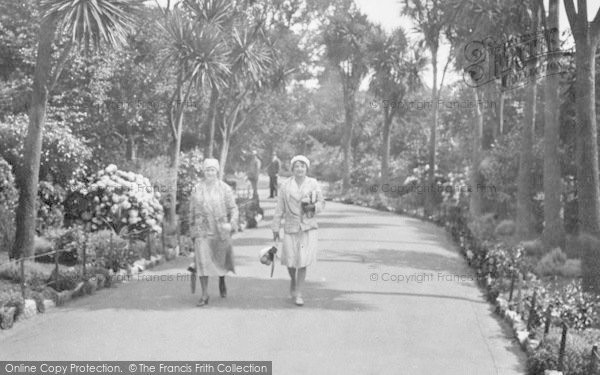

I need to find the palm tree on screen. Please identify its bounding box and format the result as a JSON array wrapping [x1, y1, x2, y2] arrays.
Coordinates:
[[323, 5, 374, 192], [369, 26, 425, 186], [216, 23, 274, 176], [157, 1, 230, 228], [12, 0, 139, 259]]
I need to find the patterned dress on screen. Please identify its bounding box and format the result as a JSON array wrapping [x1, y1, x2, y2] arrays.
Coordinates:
[[271, 177, 325, 268], [189, 179, 239, 276]]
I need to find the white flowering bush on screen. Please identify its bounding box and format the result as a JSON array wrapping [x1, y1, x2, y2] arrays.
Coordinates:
[[65, 164, 164, 235]]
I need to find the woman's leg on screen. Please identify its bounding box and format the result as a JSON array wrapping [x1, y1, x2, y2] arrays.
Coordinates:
[[287, 267, 296, 297], [219, 276, 227, 298], [296, 267, 306, 297], [199, 276, 209, 304]]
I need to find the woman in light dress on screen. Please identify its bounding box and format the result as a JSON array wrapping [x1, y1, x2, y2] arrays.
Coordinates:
[[271, 155, 325, 306], [189, 158, 239, 306]]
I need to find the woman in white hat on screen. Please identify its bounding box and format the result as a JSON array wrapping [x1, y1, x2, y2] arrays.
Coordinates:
[[271, 155, 325, 306], [189, 158, 239, 306]]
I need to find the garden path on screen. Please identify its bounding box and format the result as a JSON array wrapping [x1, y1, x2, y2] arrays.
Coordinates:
[[0, 185, 526, 375]]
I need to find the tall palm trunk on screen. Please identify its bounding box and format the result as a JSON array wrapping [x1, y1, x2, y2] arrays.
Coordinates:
[[341, 81, 356, 193], [542, 0, 565, 249], [470, 88, 483, 218], [425, 47, 438, 216], [381, 107, 392, 186], [12, 17, 56, 259], [167, 72, 192, 229], [515, 75, 537, 239], [206, 86, 219, 158], [516, 4, 539, 240]]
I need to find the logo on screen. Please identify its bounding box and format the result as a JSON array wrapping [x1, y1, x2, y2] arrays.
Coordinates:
[[463, 28, 572, 91]]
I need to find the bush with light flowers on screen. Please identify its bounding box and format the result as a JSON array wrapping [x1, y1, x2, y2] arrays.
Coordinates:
[[65, 164, 164, 237]]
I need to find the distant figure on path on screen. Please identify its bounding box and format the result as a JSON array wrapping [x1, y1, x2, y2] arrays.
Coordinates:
[[189, 158, 239, 306], [271, 155, 325, 306], [267, 151, 280, 198], [247, 150, 261, 199]]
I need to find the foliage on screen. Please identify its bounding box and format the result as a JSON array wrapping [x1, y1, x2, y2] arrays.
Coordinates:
[[36, 181, 65, 232], [0, 114, 92, 187], [86, 230, 139, 271], [527, 329, 598, 375], [0, 289, 25, 320], [0, 261, 49, 290], [535, 248, 567, 276], [42, 226, 87, 266], [468, 213, 497, 243], [64, 164, 164, 236], [177, 149, 204, 206], [550, 280, 600, 331]]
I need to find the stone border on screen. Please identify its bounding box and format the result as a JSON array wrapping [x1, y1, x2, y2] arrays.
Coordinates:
[[0, 248, 178, 331]]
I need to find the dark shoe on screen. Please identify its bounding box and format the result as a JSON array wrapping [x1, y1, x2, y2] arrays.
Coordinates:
[[219, 277, 227, 298], [197, 296, 209, 307]]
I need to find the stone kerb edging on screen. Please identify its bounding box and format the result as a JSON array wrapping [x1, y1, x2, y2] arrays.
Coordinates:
[[0, 246, 178, 330]]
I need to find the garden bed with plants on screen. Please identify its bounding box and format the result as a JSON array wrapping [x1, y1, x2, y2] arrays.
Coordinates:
[[331, 185, 600, 375], [0, 163, 180, 331]]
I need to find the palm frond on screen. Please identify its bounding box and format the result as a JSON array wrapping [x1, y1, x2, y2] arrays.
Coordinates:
[[41, 0, 141, 51]]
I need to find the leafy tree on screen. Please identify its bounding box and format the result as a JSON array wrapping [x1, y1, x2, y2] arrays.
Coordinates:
[[12, 0, 139, 259]]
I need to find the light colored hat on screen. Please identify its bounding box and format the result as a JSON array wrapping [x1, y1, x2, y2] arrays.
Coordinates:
[[290, 155, 310, 169], [203, 158, 220, 171]]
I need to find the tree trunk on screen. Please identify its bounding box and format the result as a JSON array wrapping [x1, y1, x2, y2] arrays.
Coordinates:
[[12, 18, 56, 259], [499, 90, 504, 135], [341, 82, 355, 193], [470, 88, 484, 218], [167, 74, 191, 229], [515, 17, 538, 239], [219, 125, 229, 179], [425, 47, 438, 216], [125, 130, 137, 161], [542, 0, 565, 250], [574, 39, 600, 236], [206, 87, 219, 158], [381, 107, 392, 186]]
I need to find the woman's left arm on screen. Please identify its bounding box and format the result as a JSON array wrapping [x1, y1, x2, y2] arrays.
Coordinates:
[[224, 184, 239, 231]]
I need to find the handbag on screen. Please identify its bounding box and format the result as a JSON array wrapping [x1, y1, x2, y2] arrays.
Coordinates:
[[259, 245, 278, 277]]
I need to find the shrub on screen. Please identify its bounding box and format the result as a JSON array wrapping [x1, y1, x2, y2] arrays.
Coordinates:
[[50, 267, 82, 292], [36, 181, 65, 232], [0, 114, 92, 187], [177, 149, 204, 206], [64, 164, 164, 236], [42, 226, 87, 265], [0, 156, 17, 253], [527, 329, 598, 375], [494, 219, 516, 238], [560, 259, 582, 278], [535, 248, 567, 276], [87, 230, 139, 271], [0, 261, 50, 289], [0, 289, 25, 320], [522, 239, 544, 258], [468, 213, 497, 243]]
